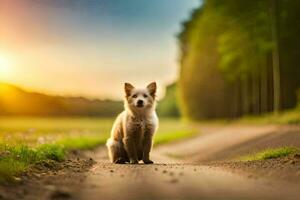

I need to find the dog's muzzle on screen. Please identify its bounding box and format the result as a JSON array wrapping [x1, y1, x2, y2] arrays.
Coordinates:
[[136, 100, 144, 107]]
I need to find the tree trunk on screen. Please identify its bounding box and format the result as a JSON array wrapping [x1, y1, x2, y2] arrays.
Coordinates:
[[252, 73, 260, 115], [234, 80, 241, 118], [269, 0, 281, 114], [242, 76, 250, 116], [260, 63, 268, 114]]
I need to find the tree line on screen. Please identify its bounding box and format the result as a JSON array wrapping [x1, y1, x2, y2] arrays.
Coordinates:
[[178, 0, 300, 120], [0, 82, 176, 117], [0, 83, 123, 117]]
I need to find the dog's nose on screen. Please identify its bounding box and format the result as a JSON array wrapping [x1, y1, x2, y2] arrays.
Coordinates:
[[137, 100, 144, 106]]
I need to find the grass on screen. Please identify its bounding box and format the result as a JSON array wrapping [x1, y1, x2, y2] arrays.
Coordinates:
[[0, 117, 196, 182], [154, 130, 197, 145], [238, 109, 300, 125], [154, 118, 198, 145], [0, 136, 107, 182], [241, 146, 299, 161], [58, 135, 108, 150], [0, 117, 197, 148], [0, 143, 65, 182]]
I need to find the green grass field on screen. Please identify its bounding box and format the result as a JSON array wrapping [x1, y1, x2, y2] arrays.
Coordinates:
[[0, 117, 197, 182]]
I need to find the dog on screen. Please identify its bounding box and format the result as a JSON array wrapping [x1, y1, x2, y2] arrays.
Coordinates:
[[106, 82, 158, 164]]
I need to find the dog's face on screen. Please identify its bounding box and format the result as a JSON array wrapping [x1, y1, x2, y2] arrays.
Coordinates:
[[124, 82, 157, 110]]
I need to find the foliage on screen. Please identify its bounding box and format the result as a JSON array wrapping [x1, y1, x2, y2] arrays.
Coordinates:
[[178, 0, 300, 120], [157, 83, 180, 117], [241, 146, 298, 161]]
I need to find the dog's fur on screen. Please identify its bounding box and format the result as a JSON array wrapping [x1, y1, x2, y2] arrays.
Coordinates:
[[106, 82, 159, 164]]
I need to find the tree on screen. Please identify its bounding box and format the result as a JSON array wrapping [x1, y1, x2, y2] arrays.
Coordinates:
[[269, 0, 281, 113], [178, 0, 300, 120]]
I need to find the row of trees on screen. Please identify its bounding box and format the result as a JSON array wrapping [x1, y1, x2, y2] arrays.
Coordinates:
[[178, 0, 300, 120], [0, 83, 123, 116]]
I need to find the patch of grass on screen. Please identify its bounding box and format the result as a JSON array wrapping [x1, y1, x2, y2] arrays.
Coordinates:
[[238, 109, 300, 125], [0, 135, 108, 183], [154, 119, 198, 145], [154, 130, 197, 145], [241, 146, 299, 161], [58, 135, 108, 150], [0, 143, 65, 182], [37, 144, 65, 161]]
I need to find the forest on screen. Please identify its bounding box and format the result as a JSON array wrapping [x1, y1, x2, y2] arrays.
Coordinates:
[[178, 0, 300, 120]]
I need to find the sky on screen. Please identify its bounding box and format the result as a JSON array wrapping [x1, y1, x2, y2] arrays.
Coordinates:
[[0, 0, 200, 99]]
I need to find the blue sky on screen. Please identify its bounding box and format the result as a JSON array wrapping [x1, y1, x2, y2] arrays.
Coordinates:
[[0, 0, 200, 99]]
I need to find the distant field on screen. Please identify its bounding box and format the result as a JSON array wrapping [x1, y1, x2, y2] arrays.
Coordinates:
[[0, 117, 196, 147], [0, 117, 112, 147]]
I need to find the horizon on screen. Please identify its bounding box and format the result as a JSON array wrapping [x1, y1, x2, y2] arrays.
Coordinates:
[[0, 0, 200, 100], [0, 81, 120, 101]]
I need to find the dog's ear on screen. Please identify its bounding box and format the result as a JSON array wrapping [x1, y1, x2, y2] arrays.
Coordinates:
[[124, 82, 134, 96], [147, 82, 157, 97]]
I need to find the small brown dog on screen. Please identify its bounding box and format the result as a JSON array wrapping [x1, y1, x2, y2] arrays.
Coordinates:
[[106, 82, 158, 164]]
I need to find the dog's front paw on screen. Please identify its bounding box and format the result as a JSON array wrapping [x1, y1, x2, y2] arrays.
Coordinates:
[[129, 159, 139, 164], [143, 159, 154, 164]]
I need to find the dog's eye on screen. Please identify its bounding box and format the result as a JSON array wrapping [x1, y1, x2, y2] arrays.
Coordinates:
[[143, 94, 148, 98], [132, 94, 137, 98]]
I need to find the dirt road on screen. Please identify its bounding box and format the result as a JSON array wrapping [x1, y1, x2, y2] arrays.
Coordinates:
[[74, 146, 300, 200], [1, 124, 300, 200]]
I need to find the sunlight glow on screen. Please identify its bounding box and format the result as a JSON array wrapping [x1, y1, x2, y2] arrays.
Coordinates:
[[0, 54, 13, 80]]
